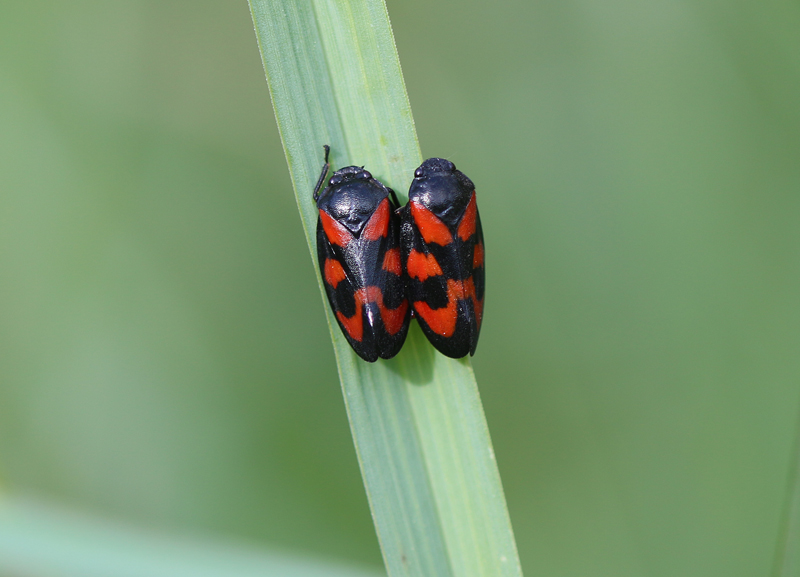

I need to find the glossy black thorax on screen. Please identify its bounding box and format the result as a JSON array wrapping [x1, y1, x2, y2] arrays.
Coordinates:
[[316, 166, 390, 236], [408, 158, 475, 228]]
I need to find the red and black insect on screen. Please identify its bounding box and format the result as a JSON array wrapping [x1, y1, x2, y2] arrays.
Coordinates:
[[400, 158, 484, 358], [314, 145, 410, 362]]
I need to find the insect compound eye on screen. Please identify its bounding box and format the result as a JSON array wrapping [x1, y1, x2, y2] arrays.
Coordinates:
[[358, 170, 372, 180], [414, 167, 424, 178], [447, 160, 456, 171], [330, 175, 342, 186]]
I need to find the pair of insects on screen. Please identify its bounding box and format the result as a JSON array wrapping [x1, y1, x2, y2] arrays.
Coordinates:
[[314, 145, 485, 362]]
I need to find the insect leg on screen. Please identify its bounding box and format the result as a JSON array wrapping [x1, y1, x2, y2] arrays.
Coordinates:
[[388, 187, 401, 209], [313, 144, 331, 202]]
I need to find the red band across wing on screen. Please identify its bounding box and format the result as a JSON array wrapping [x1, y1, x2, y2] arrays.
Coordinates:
[[472, 243, 484, 269], [336, 300, 363, 342], [324, 258, 347, 288], [380, 298, 409, 336], [450, 277, 475, 308], [406, 249, 443, 282], [474, 294, 484, 330], [414, 277, 482, 337], [414, 295, 457, 337], [360, 286, 408, 336], [336, 286, 409, 342], [362, 198, 390, 241], [319, 209, 354, 247], [410, 201, 453, 246], [382, 247, 402, 276], [457, 192, 477, 241]]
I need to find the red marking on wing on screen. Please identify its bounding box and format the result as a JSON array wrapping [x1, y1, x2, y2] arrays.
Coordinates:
[[406, 249, 443, 282], [336, 286, 408, 341], [324, 258, 347, 288], [457, 192, 477, 241], [414, 277, 482, 337], [382, 247, 402, 276], [361, 286, 383, 303], [451, 277, 475, 305], [362, 198, 390, 241], [410, 201, 453, 246], [415, 298, 457, 337], [319, 209, 353, 247], [460, 277, 482, 331], [379, 298, 409, 336], [472, 243, 484, 269], [336, 297, 363, 342]]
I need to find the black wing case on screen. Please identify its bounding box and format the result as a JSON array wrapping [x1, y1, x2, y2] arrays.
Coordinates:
[[317, 204, 409, 362], [367, 208, 410, 359], [401, 195, 483, 358]]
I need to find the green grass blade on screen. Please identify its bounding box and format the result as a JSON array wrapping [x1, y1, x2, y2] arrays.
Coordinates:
[[248, 1, 523, 575]]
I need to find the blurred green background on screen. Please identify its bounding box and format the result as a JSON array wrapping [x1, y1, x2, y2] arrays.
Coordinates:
[[1, 1, 799, 575]]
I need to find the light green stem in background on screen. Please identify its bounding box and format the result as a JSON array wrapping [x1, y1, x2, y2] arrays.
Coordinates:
[[248, 1, 523, 576], [0, 496, 384, 577]]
